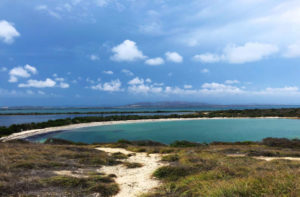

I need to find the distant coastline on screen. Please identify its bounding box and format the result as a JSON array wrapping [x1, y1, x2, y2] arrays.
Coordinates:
[[0, 116, 288, 142]]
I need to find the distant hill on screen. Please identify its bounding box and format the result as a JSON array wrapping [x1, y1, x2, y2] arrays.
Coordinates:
[[1, 102, 298, 110], [117, 101, 226, 108]]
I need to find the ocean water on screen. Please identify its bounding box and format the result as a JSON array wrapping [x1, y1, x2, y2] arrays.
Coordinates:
[[1, 105, 300, 127], [1, 105, 300, 114], [30, 118, 300, 144], [0, 112, 190, 127]]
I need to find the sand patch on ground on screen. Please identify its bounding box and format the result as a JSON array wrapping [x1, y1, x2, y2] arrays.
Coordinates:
[[253, 156, 300, 161], [227, 154, 300, 161], [96, 147, 166, 197]]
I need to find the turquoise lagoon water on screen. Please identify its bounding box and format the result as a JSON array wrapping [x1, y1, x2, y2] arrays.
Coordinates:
[[30, 118, 300, 144]]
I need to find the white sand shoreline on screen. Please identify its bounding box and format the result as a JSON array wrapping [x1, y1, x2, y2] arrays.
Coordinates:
[[0, 116, 287, 142]]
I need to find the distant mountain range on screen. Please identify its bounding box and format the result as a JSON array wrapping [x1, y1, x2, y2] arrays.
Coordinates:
[[117, 101, 225, 108], [116, 102, 297, 108]]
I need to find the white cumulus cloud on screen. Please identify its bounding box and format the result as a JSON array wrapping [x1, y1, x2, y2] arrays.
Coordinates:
[[0, 20, 20, 44], [127, 77, 162, 94], [256, 86, 300, 95], [95, 0, 109, 7], [283, 43, 300, 58], [128, 77, 144, 85], [194, 42, 279, 64], [90, 54, 100, 61], [35, 5, 61, 19], [103, 70, 114, 75], [91, 79, 122, 92], [201, 82, 243, 94], [128, 83, 162, 94], [225, 80, 240, 84], [201, 68, 210, 73], [145, 57, 164, 65], [18, 78, 56, 88], [193, 53, 220, 63], [184, 85, 192, 89], [24, 64, 37, 74], [9, 65, 37, 83], [224, 42, 279, 64], [121, 69, 134, 76], [165, 52, 183, 63], [59, 82, 70, 88], [111, 40, 146, 62]]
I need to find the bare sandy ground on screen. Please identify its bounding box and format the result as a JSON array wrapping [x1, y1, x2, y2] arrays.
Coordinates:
[[0, 117, 282, 142], [227, 154, 300, 161], [253, 156, 300, 161], [96, 147, 166, 197]]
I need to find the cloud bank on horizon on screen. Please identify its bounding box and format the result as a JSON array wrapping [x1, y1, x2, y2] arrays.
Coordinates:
[[1, 0, 300, 106]]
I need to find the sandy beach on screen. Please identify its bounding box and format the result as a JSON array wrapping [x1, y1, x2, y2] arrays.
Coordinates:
[[0, 117, 283, 142]]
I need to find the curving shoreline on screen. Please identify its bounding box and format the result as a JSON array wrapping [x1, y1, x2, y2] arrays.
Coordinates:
[[0, 117, 287, 142]]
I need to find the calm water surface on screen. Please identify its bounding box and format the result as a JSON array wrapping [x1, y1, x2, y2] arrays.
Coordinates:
[[0, 112, 189, 127], [30, 119, 300, 144], [2, 105, 300, 127], [1, 105, 299, 114]]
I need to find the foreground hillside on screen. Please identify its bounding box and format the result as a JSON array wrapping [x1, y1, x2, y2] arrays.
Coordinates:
[[0, 138, 299, 196]]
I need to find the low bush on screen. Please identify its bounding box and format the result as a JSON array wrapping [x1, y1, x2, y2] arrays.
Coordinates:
[[153, 166, 194, 181], [123, 162, 143, 168], [170, 140, 203, 147], [111, 152, 128, 159], [162, 154, 179, 162], [262, 137, 300, 149], [42, 175, 119, 196], [44, 138, 87, 145]]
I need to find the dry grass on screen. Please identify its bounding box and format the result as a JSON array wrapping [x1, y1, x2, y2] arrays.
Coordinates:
[[144, 145, 300, 197], [1, 139, 300, 196], [0, 141, 121, 196]]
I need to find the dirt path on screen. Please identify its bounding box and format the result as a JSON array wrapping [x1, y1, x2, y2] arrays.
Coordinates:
[[96, 147, 166, 197]]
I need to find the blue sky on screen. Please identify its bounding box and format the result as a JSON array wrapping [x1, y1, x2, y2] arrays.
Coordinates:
[[1, 0, 300, 106]]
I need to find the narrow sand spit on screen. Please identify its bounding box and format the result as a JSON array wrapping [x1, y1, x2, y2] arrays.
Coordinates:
[[96, 147, 166, 197], [0, 117, 283, 142], [227, 154, 300, 161]]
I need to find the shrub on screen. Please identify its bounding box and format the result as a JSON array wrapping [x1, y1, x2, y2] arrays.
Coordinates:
[[262, 137, 300, 149], [247, 150, 280, 157], [162, 154, 179, 162], [127, 147, 147, 152], [210, 141, 257, 145], [42, 176, 88, 188], [44, 138, 87, 145], [111, 152, 128, 159], [170, 140, 203, 147], [117, 139, 132, 145], [123, 162, 143, 168], [153, 166, 193, 181], [87, 183, 119, 196]]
